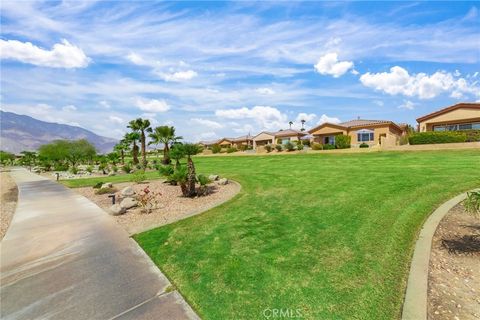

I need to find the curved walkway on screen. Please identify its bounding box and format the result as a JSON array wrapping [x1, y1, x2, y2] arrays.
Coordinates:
[[0, 169, 199, 320], [402, 191, 469, 320]]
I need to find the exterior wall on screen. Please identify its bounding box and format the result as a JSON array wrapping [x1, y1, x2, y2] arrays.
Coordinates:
[[349, 125, 396, 147], [218, 140, 233, 148], [253, 133, 275, 149], [310, 126, 348, 136], [419, 108, 480, 132]]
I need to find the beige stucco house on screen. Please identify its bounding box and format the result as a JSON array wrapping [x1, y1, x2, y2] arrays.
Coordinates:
[[417, 103, 480, 132], [308, 119, 405, 147], [232, 135, 253, 148], [252, 129, 307, 149]]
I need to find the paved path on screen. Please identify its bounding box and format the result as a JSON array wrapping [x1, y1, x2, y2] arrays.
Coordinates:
[[0, 169, 199, 320]]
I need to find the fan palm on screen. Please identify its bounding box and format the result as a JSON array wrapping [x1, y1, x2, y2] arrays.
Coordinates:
[[128, 118, 152, 167], [114, 139, 129, 165], [124, 132, 141, 164], [149, 126, 183, 164]]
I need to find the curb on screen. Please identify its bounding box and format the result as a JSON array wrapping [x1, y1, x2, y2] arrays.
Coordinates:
[[401, 191, 470, 320]]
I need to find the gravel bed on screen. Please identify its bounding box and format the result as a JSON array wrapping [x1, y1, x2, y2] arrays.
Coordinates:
[[0, 171, 18, 240], [74, 179, 241, 235], [428, 203, 480, 319]]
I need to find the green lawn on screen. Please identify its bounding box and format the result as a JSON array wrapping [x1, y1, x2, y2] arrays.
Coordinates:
[[98, 151, 480, 319], [61, 170, 161, 188]]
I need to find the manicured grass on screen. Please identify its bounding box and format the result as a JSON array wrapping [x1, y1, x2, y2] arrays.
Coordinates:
[[60, 170, 161, 188], [134, 150, 480, 319]]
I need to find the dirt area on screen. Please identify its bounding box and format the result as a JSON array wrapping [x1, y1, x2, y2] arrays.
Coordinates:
[[0, 171, 18, 240], [74, 179, 241, 235], [428, 203, 480, 319]]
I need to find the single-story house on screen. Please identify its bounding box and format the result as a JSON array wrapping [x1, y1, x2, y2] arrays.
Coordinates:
[[308, 119, 405, 147], [232, 135, 253, 149], [416, 102, 480, 132], [253, 129, 307, 149], [216, 138, 234, 148], [198, 140, 219, 148]]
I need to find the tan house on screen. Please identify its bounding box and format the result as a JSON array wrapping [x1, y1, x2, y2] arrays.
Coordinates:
[[308, 119, 405, 147], [232, 135, 253, 149], [417, 102, 480, 132], [253, 129, 307, 149]]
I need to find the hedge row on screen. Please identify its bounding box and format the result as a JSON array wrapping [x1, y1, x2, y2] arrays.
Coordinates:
[[409, 130, 480, 145]]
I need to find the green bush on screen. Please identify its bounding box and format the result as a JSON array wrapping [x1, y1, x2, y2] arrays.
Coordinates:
[[311, 143, 323, 150], [95, 187, 117, 195], [359, 143, 369, 148], [86, 165, 93, 173], [70, 166, 78, 174], [465, 130, 480, 142], [335, 135, 351, 149], [197, 174, 211, 186], [275, 145, 283, 152], [285, 142, 295, 151], [54, 163, 69, 171], [265, 145, 272, 152], [302, 140, 311, 146], [211, 144, 221, 154], [297, 144, 304, 150], [131, 170, 147, 183], [323, 144, 335, 150], [112, 165, 118, 172], [93, 181, 104, 189], [464, 191, 480, 217], [227, 147, 237, 153], [122, 164, 132, 173], [409, 131, 467, 145]]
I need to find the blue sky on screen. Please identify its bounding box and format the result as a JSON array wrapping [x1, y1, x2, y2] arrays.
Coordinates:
[[1, 1, 479, 141]]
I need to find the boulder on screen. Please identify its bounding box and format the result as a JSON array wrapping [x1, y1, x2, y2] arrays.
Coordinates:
[[217, 178, 229, 185], [209, 174, 219, 181], [108, 172, 116, 176], [109, 204, 126, 216], [121, 186, 135, 197], [101, 182, 113, 189], [120, 197, 138, 209]]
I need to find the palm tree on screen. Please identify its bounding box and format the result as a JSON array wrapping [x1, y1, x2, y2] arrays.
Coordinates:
[[182, 143, 200, 197], [301, 119, 306, 131], [114, 140, 129, 165], [128, 118, 152, 167], [124, 132, 141, 164], [289, 121, 293, 129], [149, 126, 183, 164]]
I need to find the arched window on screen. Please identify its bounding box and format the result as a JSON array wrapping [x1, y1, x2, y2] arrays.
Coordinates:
[[357, 129, 374, 142]]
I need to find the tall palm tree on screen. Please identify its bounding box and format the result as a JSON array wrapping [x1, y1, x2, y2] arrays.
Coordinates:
[[149, 126, 183, 164], [114, 139, 129, 165], [128, 118, 152, 167], [289, 121, 293, 129], [124, 132, 141, 164], [301, 119, 306, 131]]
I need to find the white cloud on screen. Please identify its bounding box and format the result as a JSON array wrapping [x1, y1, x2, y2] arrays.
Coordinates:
[[127, 52, 146, 65], [135, 97, 170, 112], [62, 104, 77, 111], [373, 100, 384, 107], [360, 66, 480, 99], [191, 118, 224, 129], [232, 123, 255, 134], [398, 100, 415, 110], [295, 112, 316, 123], [215, 106, 287, 130], [317, 114, 341, 124], [255, 87, 275, 95], [350, 69, 359, 75], [199, 132, 217, 139], [108, 115, 124, 124], [314, 53, 354, 78], [99, 100, 111, 109], [0, 39, 89, 68], [157, 70, 198, 82]]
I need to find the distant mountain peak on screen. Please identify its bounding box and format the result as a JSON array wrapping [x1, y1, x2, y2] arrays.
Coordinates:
[[0, 110, 118, 154]]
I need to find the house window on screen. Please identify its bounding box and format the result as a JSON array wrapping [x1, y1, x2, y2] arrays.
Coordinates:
[[357, 129, 374, 142], [433, 122, 480, 131]]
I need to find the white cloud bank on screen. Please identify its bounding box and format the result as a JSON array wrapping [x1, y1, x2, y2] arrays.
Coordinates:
[[255, 87, 275, 95], [135, 97, 170, 112], [216, 106, 287, 131], [317, 114, 341, 124], [0, 39, 90, 68], [191, 118, 224, 129], [360, 66, 480, 99], [314, 53, 354, 78], [158, 70, 198, 82]]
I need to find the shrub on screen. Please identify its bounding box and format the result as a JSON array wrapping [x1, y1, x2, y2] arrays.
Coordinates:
[[275, 145, 283, 152], [131, 169, 147, 183], [95, 187, 117, 195], [211, 144, 221, 154], [137, 186, 160, 214], [464, 191, 480, 217], [285, 142, 295, 151], [197, 174, 211, 196], [227, 147, 237, 153], [265, 145, 272, 152], [465, 130, 480, 142], [112, 165, 118, 172], [86, 165, 93, 173], [54, 163, 69, 171], [409, 131, 467, 145], [297, 144, 304, 150], [335, 135, 351, 149], [122, 164, 132, 173], [70, 166, 78, 174], [323, 144, 335, 150], [302, 140, 311, 146], [93, 181, 104, 189], [311, 143, 323, 150], [359, 143, 369, 148], [98, 163, 108, 174]]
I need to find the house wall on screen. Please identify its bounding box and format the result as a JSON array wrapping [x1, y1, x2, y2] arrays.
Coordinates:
[[253, 133, 275, 149], [419, 108, 480, 132], [310, 126, 348, 136], [349, 125, 400, 147]]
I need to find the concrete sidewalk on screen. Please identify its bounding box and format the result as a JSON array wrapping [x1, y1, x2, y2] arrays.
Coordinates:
[[0, 169, 199, 320]]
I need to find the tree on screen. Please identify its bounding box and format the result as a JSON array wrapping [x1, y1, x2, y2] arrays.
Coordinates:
[[301, 119, 306, 131], [289, 121, 293, 129], [107, 152, 120, 166], [0, 151, 15, 165], [128, 118, 152, 167], [169, 144, 185, 169], [114, 140, 129, 165], [182, 143, 200, 197], [149, 126, 182, 164], [19, 151, 37, 170], [124, 132, 141, 165], [38, 140, 96, 168]]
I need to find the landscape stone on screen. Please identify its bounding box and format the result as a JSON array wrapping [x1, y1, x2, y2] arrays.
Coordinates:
[[209, 175, 219, 181], [121, 186, 135, 197], [101, 182, 113, 189], [109, 204, 126, 216], [217, 178, 229, 185], [120, 197, 138, 209], [108, 172, 116, 176]]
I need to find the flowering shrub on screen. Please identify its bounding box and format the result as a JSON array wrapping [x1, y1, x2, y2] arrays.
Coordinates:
[[137, 186, 160, 214]]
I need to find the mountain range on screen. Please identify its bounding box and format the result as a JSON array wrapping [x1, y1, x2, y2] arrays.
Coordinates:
[[0, 111, 118, 154]]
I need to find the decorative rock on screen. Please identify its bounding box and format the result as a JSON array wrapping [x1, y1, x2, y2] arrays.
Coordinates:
[[121, 186, 135, 197], [208, 174, 219, 181], [109, 204, 126, 216], [101, 182, 113, 189], [120, 197, 137, 209], [108, 172, 116, 176], [217, 178, 229, 185]]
